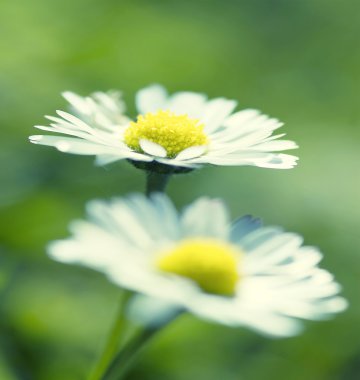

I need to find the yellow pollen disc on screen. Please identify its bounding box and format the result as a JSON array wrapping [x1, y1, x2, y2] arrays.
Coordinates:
[[156, 238, 242, 296], [124, 110, 209, 158]]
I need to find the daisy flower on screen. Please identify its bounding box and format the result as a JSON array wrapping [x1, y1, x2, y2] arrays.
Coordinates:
[[49, 194, 347, 337], [30, 85, 298, 172]]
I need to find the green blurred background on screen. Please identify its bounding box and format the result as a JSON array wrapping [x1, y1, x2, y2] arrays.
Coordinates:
[[0, 0, 359, 379]]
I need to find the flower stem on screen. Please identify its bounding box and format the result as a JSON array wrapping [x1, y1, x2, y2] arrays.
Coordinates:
[[145, 171, 171, 196], [101, 310, 181, 380], [100, 326, 159, 380], [88, 291, 131, 380]]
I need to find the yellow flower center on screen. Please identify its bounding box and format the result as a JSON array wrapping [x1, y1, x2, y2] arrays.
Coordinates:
[[156, 238, 242, 296], [124, 110, 209, 158]]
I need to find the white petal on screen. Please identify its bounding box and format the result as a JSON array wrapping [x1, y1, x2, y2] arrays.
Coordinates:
[[139, 139, 167, 157], [167, 92, 207, 118], [56, 110, 94, 133], [251, 232, 302, 258], [136, 84, 168, 114], [86, 199, 154, 250], [62, 91, 129, 132], [230, 216, 262, 241], [175, 146, 207, 160], [34, 124, 96, 141], [95, 154, 124, 166], [124, 193, 181, 241], [253, 140, 299, 151], [95, 150, 152, 165], [125, 151, 155, 162], [92, 91, 125, 114], [127, 295, 182, 328], [189, 152, 271, 165], [212, 127, 275, 148], [181, 197, 229, 239], [149, 193, 181, 240], [29, 135, 121, 155], [222, 110, 282, 134], [187, 294, 302, 337], [211, 111, 283, 144], [62, 91, 92, 115], [153, 157, 200, 168], [264, 247, 323, 275], [193, 152, 298, 169], [256, 154, 299, 169], [48, 223, 129, 269], [237, 226, 283, 250], [222, 109, 261, 129], [29, 135, 44, 142], [236, 312, 302, 337], [200, 98, 237, 133]]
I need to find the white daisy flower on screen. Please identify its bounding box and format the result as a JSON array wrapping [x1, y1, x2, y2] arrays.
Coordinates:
[[30, 85, 298, 171], [48, 194, 347, 337]]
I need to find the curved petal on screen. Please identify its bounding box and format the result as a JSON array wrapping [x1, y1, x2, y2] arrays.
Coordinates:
[[181, 197, 230, 239], [175, 146, 207, 160], [124, 193, 181, 241], [190, 152, 298, 169], [252, 140, 299, 151], [154, 157, 201, 169], [185, 291, 303, 336], [29, 135, 124, 155], [63, 91, 93, 115], [167, 91, 207, 118], [139, 139, 167, 157], [230, 215, 262, 242], [48, 221, 134, 270], [85, 201, 154, 250], [136, 84, 168, 114], [200, 98, 237, 134], [95, 154, 125, 166]]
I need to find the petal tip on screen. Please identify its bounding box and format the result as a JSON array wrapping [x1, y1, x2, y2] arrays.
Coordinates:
[[139, 139, 167, 158]]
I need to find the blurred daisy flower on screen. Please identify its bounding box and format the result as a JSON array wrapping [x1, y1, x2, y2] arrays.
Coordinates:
[[30, 85, 298, 172], [49, 194, 346, 337]]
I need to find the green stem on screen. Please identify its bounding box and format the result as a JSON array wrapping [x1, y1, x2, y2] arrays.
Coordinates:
[[145, 171, 171, 196], [101, 326, 159, 380], [88, 292, 131, 380], [102, 309, 181, 380]]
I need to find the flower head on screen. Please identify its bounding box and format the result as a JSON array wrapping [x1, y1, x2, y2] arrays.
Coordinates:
[[49, 194, 346, 337], [30, 85, 298, 171]]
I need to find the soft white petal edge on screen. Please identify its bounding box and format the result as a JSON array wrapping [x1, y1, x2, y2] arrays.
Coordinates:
[[136, 84, 168, 114]]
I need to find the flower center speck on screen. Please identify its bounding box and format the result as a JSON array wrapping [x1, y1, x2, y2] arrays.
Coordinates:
[[156, 238, 241, 296], [124, 110, 209, 158]]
